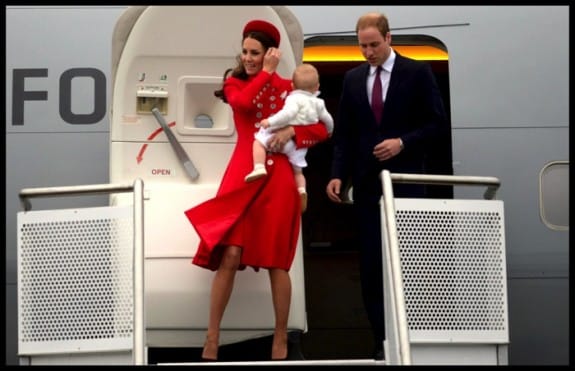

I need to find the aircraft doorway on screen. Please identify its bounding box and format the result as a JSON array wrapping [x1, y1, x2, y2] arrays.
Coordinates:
[[299, 35, 453, 359]]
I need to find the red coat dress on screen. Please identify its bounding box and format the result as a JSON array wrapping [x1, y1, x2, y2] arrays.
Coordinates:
[[185, 70, 329, 271]]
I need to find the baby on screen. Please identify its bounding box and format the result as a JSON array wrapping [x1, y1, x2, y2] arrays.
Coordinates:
[[245, 63, 334, 213]]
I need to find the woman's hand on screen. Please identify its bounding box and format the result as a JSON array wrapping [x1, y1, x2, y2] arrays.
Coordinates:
[[267, 126, 294, 152], [263, 47, 281, 73]]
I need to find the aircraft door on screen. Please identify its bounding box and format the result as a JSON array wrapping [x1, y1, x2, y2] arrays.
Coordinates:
[[109, 5, 307, 348]]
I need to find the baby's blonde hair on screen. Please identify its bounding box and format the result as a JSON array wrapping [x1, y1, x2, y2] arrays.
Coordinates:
[[292, 63, 320, 92]]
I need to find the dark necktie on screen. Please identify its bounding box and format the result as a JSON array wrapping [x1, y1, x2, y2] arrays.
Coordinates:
[[371, 66, 383, 124]]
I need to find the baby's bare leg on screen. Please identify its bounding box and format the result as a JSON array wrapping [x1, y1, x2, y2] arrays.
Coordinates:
[[245, 140, 269, 182], [252, 140, 267, 166]]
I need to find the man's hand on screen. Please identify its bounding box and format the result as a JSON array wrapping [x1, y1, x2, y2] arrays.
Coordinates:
[[326, 178, 343, 203], [373, 138, 403, 161]]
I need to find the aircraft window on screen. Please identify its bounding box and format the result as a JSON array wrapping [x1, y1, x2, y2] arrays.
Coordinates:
[[539, 160, 569, 231], [194, 114, 214, 128]]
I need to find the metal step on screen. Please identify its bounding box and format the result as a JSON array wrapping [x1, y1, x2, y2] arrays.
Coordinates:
[[160, 359, 387, 366]]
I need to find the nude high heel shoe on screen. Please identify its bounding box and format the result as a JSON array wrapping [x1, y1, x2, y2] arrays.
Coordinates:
[[271, 331, 288, 360], [201, 336, 218, 361]]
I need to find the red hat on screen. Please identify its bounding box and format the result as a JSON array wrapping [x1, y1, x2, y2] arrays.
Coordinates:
[[243, 19, 281, 47]]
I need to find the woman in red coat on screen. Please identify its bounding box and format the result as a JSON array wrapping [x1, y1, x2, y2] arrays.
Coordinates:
[[184, 19, 329, 361]]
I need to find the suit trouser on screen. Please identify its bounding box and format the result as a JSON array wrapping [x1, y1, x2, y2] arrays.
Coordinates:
[[354, 200, 386, 349]]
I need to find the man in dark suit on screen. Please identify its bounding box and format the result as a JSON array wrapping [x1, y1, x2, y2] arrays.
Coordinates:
[[326, 12, 448, 360]]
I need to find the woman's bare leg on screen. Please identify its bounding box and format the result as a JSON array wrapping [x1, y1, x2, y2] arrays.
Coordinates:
[[202, 245, 241, 360], [269, 268, 292, 360]]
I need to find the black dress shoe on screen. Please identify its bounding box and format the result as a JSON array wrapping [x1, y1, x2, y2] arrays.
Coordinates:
[[373, 349, 385, 360]]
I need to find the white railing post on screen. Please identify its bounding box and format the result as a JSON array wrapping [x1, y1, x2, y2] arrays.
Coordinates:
[[132, 178, 145, 365], [380, 170, 412, 365]]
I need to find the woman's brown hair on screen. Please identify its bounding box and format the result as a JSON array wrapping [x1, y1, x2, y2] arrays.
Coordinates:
[[214, 30, 278, 103]]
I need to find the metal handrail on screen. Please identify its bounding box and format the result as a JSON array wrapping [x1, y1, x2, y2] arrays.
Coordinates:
[[389, 173, 501, 200], [379, 171, 502, 365], [380, 171, 411, 365], [19, 179, 146, 365]]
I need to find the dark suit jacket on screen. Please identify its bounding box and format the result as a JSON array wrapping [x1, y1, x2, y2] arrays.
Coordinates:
[[331, 51, 447, 201]]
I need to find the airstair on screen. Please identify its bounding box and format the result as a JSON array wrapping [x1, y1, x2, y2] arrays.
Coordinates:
[[16, 171, 509, 365], [379, 171, 509, 365]]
